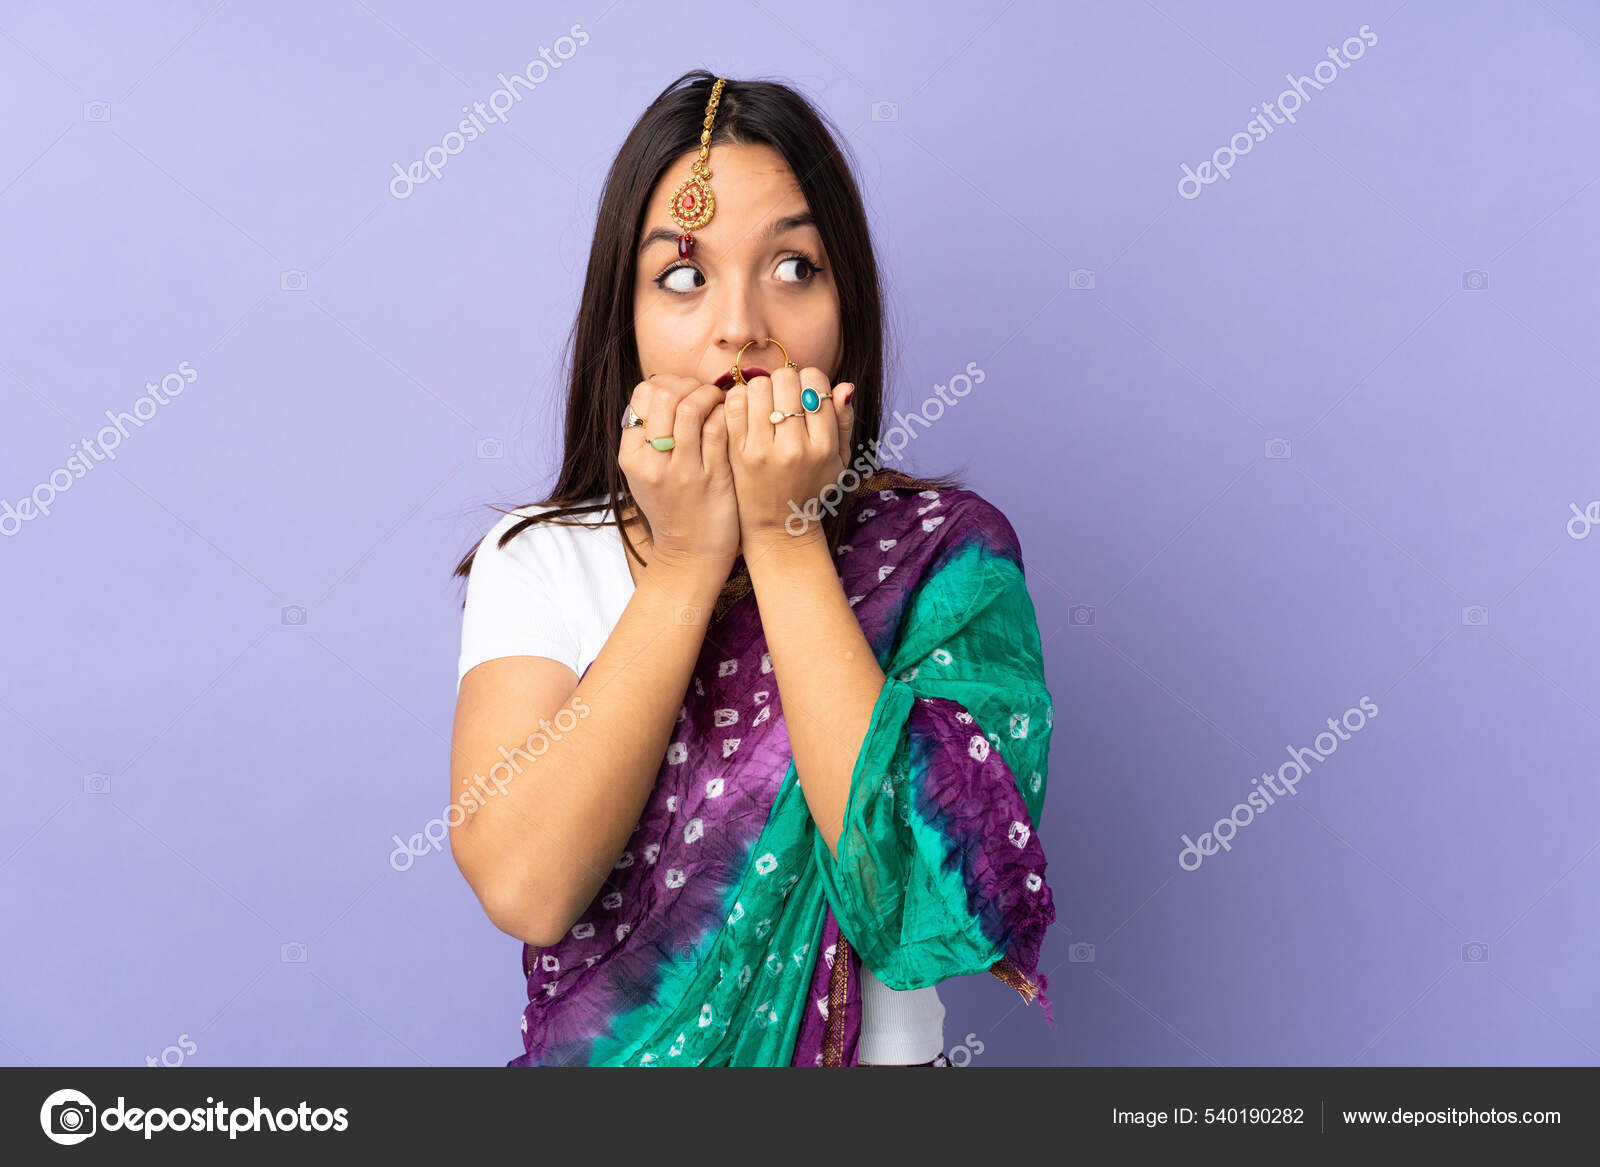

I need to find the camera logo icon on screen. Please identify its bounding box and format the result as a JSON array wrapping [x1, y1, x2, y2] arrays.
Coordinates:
[[1461, 941, 1489, 962], [1069, 604, 1096, 627], [476, 437, 505, 460], [83, 772, 111, 794], [1069, 269, 1095, 290], [1461, 270, 1489, 291], [281, 605, 307, 626], [1265, 438, 1292, 459], [83, 102, 111, 122], [280, 270, 308, 292], [40, 1088, 97, 1145], [1068, 942, 1096, 963], [1461, 605, 1489, 627], [871, 101, 899, 121], [281, 941, 308, 962]]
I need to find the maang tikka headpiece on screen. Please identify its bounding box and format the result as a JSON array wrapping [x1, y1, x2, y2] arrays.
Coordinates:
[[667, 77, 727, 259]]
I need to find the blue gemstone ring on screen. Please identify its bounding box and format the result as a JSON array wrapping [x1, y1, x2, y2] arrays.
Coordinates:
[[800, 385, 833, 413]]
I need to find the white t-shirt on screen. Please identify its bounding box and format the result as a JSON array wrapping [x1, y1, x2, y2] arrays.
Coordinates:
[[457, 497, 947, 1064]]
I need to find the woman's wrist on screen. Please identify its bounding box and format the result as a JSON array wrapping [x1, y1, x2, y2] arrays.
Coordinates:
[[742, 523, 827, 567], [742, 532, 830, 588], [645, 546, 738, 592]]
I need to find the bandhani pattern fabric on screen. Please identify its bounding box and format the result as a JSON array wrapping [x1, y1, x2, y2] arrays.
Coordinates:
[[507, 472, 1057, 1067]]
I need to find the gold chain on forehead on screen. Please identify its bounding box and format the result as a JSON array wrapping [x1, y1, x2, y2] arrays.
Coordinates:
[[666, 77, 726, 260]]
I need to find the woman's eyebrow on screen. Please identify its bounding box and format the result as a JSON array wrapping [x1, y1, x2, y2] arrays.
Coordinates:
[[637, 212, 817, 256]]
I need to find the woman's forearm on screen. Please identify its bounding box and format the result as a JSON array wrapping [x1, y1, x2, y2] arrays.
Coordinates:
[[454, 551, 733, 944], [740, 529, 886, 859]]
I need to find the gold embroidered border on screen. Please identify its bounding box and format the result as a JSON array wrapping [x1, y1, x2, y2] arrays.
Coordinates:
[[989, 954, 1039, 1003], [821, 934, 852, 1067]]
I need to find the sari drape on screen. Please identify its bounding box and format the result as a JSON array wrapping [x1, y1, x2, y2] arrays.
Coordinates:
[[508, 474, 1056, 1067]]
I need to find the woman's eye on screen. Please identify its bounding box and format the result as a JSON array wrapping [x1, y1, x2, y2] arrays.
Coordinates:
[[659, 265, 705, 293], [775, 256, 816, 283]]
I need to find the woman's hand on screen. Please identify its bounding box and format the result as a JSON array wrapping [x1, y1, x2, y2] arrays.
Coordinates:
[[724, 365, 856, 550], [618, 374, 741, 565]]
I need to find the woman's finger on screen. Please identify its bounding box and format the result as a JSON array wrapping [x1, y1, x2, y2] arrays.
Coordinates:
[[744, 374, 774, 455], [769, 365, 806, 456], [832, 382, 855, 467], [702, 400, 730, 480], [669, 384, 723, 471], [644, 385, 676, 453], [620, 379, 658, 459], [792, 365, 834, 450], [724, 382, 748, 454], [624, 375, 687, 441]]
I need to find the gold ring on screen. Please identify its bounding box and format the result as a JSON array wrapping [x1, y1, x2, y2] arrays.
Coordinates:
[[731, 337, 799, 386]]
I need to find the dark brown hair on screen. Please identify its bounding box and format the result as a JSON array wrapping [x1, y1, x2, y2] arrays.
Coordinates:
[[454, 69, 963, 615]]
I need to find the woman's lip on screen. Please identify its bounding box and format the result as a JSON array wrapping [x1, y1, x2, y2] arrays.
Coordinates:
[[714, 367, 768, 389]]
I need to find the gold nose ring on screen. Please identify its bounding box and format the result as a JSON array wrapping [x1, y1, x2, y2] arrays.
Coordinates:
[[731, 337, 798, 386]]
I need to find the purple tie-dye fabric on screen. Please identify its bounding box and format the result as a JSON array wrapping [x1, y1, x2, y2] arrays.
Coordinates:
[[507, 474, 1053, 1067]]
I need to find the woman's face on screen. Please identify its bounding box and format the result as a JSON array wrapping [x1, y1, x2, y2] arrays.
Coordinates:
[[632, 142, 842, 389]]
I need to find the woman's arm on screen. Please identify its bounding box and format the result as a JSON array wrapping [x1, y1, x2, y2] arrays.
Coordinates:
[[804, 529, 1056, 995], [451, 375, 739, 948], [719, 366, 872, 858], [740, 527, 883, 859], [449, 549, 734, 947]]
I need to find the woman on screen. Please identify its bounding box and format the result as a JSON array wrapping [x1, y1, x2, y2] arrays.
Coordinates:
[[448, 70, 1056, 1067]]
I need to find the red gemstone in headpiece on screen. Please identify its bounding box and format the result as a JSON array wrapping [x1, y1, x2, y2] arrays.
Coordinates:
[[677, 234, 694, 258]]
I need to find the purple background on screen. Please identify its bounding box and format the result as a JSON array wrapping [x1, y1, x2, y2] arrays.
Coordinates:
[[3, 0, 1597, 1067]]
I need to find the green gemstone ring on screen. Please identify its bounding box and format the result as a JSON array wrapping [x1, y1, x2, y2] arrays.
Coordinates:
[[650, 436, 675, 451]]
